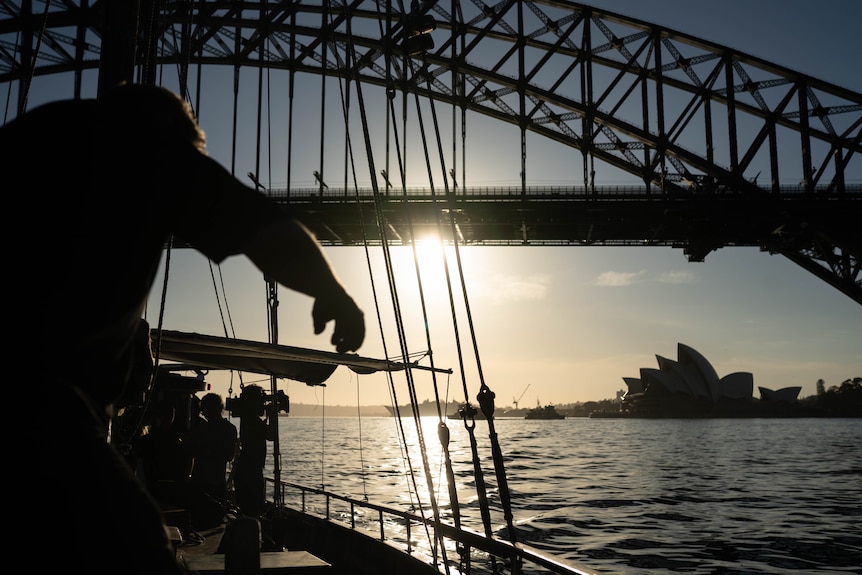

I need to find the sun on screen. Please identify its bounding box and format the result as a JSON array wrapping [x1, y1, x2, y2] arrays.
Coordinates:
[[392, 234, 454, 301]]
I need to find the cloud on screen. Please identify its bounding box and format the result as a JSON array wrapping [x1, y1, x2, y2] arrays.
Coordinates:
[[595, 270, 645, 286], [486, 272, 550, 303], [594, 269, 699, 287]]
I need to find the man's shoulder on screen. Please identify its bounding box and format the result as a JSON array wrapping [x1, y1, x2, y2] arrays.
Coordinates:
[[1, 99, 97, 148], [218, 418, 238, 433], [6, 98, 96, 127]]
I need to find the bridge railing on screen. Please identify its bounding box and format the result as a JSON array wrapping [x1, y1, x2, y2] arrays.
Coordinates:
[[265, 184, 861, 202]]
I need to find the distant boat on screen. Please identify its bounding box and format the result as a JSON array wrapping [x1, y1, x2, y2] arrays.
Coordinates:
[[447, 403, 526, 420], [448, 404, 487, 420], [525, 403, 566, 420], [384, 399, 522, 420]]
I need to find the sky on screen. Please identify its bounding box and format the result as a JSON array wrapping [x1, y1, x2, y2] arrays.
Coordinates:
[[7, 1, 861, 409]]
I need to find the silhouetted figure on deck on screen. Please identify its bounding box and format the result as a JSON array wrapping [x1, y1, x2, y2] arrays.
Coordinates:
[[6, 83, 365, 574], [191, 393, 238, 502], [135, 401, 194, 508], [232, 385, 275, 518]]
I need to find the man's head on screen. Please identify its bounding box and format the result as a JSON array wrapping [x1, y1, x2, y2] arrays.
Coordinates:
[[101, 83, 207, 153], [237, 385, 266, 418], [200, 392, 224, 421]]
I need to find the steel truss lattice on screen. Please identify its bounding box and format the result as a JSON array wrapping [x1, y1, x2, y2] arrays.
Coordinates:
[[1, 0, 860, 302]]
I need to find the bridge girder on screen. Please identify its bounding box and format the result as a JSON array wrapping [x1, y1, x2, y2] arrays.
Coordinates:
[[1, 1, 860, 303]]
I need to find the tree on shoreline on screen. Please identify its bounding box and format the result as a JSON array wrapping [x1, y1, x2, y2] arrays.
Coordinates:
[[800, 377, 862, 416]]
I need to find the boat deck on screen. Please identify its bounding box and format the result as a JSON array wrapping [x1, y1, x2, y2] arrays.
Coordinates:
[[174, 522, 331, 574]]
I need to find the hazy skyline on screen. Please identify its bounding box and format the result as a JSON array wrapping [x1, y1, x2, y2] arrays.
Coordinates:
[[8, 1, 860, 410]]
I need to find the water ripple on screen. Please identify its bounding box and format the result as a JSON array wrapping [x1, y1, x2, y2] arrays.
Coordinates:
[[272, 416, 862, 574]]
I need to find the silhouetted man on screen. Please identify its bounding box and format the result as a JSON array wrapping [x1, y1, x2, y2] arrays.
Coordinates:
[[3, 83, 364, 574]]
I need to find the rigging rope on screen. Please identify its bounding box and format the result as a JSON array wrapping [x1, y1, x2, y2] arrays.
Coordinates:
[[286, 0, 429, 541], [327, 5, 418, 529], [395, 62, 469, 571], [316, 2, 328, 194], [408, 28, 521, 560], [367, 3, 504, 567], [355, 373, 369, 501], [133, 236, 175, 445], [183, 12, 242, 393], [446, 3, 469, 565], [18, 0, 51, 114], [334, 3, 457, 569]]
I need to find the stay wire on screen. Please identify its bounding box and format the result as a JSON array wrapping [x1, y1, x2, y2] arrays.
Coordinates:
[[407, 51, 511, 567], [355, 372, 369, 501], [135, 236, 174, 444], [368, 0, 430, 528], [386, 87, 459, 531], [389, 48, 469, 539], [318, 0, 416, 514], [18, 0, 50, 114], [226, 55, 248, 395], [420, 51, 520, 547], [253, 6, 286, 506], [388, 2, 480, 564], [316, 2, 328, 194], [361, 14, 435, 524], [192, 3, 239, 367], [285, 6, 297, 198], [444, 0, 468, 552], [386, 70, 460, 526], [335, 1, 373, 504], [340, 4, 449, 566], [404, 57, 488, 536], [416, 33, 520, 550], [385, 36, 473, 572], [331, 11, 407, 512]]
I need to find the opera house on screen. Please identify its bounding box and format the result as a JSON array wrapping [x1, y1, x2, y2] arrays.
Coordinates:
[[616, 343, 804, 417]]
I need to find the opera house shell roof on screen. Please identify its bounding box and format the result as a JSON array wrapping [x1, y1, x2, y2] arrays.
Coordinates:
[[619, 343, 802, 417]]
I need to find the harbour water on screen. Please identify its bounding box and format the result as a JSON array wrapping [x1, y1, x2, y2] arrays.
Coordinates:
[[262, 416, 862, 575]]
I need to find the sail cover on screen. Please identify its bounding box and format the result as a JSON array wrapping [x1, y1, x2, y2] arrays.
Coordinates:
[[152, 329, 449, 386]]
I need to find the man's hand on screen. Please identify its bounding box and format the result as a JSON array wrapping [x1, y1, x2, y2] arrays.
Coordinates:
[[312, 289, 365, 353]]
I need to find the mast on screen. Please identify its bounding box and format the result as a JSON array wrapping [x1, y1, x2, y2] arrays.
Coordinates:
[[267, 280, 284, 507]]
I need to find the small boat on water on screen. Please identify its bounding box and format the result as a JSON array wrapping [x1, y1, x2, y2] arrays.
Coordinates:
[[525, 403, 567, 420]]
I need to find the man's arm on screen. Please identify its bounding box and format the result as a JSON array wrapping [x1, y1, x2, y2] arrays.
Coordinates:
[[184, 154, 366, 354], [242, 221, 365, 353]]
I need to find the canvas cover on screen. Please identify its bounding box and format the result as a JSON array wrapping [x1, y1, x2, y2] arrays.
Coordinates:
[[151, 329, 447, 386]]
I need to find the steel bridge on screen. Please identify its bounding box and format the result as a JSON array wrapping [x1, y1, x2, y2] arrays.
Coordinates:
[[1, 1, 860, 303]]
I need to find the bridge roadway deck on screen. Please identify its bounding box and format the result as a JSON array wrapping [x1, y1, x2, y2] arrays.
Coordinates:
[[262, 185, 861, 261]]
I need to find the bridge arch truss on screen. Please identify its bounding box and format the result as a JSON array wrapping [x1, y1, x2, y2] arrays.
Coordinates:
[[1, 0, 860, 302]]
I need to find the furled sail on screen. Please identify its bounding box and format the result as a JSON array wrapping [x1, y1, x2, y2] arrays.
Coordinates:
[[151, 329, 449, 386]]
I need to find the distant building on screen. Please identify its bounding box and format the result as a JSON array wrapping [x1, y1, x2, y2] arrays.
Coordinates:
[[619, 343, 803, 417], [758, 386, 803, 402]]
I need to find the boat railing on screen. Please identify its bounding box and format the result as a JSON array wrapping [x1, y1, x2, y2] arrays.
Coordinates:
[[267, 478, 596, 575]]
